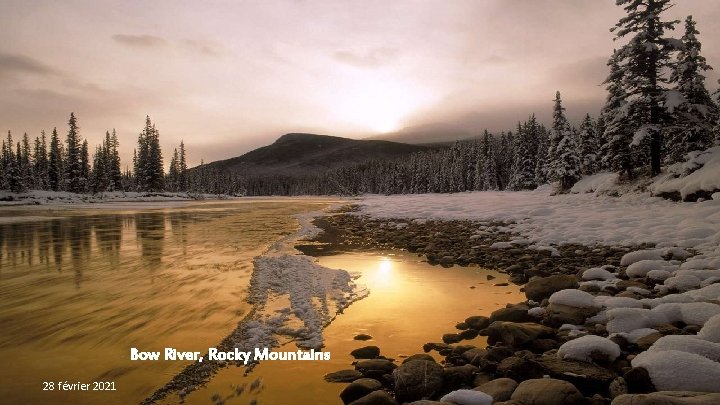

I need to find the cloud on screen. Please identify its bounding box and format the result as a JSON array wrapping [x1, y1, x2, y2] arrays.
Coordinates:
[[0, 52, 60, 78], [112, 34, 167, 48], [333, 47, 399, 68], [180, 39, 224, 56]]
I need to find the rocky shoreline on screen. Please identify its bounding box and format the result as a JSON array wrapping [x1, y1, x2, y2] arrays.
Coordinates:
[[309, 208, 720, 405]]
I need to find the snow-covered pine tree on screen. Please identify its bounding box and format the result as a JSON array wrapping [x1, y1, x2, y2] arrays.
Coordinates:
[[20, 133, 33, 189], [611, 0, 680, 175], [600, 52, 638, 179], [550, 92, 581, 191], [509, 120, 537, 190], [91, 144, 106, 193], [64, 113, 85, 193], [146, 124, 164, 191], [168, 148, 179, 191], [482, 130, 499, 190], [48, 127, 63, 191], [664, 15, 718, 164], [534, 124, 550, 184], [578, 114, 600, 175], [178, 140, 187, 191]]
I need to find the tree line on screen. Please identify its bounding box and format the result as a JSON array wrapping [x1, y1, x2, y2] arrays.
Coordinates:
[[0, 114, 188, 194], [193, 2, 720, 196]]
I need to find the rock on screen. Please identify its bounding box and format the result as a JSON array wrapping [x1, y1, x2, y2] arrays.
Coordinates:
[[440, 389, 494, 405], [475, 378, 518, 402], [324, 369, 363, 383], [543, 303, 599, 328], [461, 348, 488, 366], [406, 401, 446, 405], [443, 333, 463, 344], [443, 364, 478, 390], [487, 275, 496, 280], [497, 355, 544, 380], [456, 322, 470, 330], [348, 390, 398, 405], [489, 304, 532, 323], [635, 332, 662, 350], [392, 360, 444, 402], [485, 346, 514, 362], [494, 282, 510, 286], [485, 322, 555, 348], [355, 359, 397, 379], [341, 378, 383, 404], [511, 378, 585, 405], [355, 334, 373, 341], [423, 342, 452, 354], [624, 367, 655, 394], [459, 329, 479, 340], [440, 255, 456, 266], [402, 354, 436, 364], [465, 316, 491, 331], [612, 391, 720, 405], [609, 377, 628, 399], [524, 275, 579, 301], [351, 346, 381, 359], [536, 355, 617, 396]]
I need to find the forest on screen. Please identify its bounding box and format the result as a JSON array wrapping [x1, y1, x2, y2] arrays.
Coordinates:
[[1, 4, 719, 197]]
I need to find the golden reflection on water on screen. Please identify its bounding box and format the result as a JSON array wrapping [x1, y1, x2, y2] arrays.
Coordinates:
[[182, 251, 524, 405], [0, 200, 336, 405]]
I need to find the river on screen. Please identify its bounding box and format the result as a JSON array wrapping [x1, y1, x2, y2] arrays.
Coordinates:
[[0, 199, 521, 404]]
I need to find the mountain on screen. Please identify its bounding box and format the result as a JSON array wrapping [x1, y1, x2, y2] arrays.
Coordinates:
[[366, 122, 477, 144], [195, 133, 429, 176]]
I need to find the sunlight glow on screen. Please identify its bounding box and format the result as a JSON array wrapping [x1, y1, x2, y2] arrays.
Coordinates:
[[373, 257, 394, 287], [330, 76, 428, 134]]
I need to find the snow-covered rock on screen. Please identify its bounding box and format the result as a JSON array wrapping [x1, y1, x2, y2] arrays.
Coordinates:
[[548, 289, 597, 308], [557, 335, 621, 363], [439, 389, 493, 405]]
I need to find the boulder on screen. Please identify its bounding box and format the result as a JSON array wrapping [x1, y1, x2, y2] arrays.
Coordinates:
[[465, 316, 491, 331], [443, 333, 463, 344], [524, 275, 579, 301], [536, 355, 617, 396], [489, 304, 532, 323], [485, 322, 555, 348], [511, 378, 585, 405], [475, 378, 518, 402], [611, 391, 720, 405], [392, 360, 444, 402], [443, 364, 478, 390], [461, 348, 488, 366], [543, 303, 600, 328], [341, 378, 383, 404], [351, 346, 381, 359], [497, 355, 544, 381], [348, 390, 399, 405], [355, 359, 397, 379], [324, 369, 363, 383]]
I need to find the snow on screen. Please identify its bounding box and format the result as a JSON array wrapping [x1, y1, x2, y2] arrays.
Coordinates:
[[663, 274, 702, 291], [439, 389, 493, 405], [557, 335, 621, 363], [620, 249, 666, 266], [548, 289, 597, 308], [626, 260, 677, 278], [699, 314, 720, 342], [650, 146, 720, 199], [528, 307, 546, 317], [570, 172, 620, 195], [632, 350, 720, 392], [613, 328, 659, 343], [582, 267, 617, 281], [648, 335, 720, 362]]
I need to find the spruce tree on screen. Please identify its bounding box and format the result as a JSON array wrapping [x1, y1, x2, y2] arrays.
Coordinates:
[[20, 133, 33, 189], [80, 139, 90, 192], [64, 113, 84, 193], [534, 125, 550, 184], [178, 140, 187, 191], [109, 129, 122, 191], [33, 131, 49, 190], [665, 15, 718, 163], [578, 114, 600, 175], [611, 0, 680, 175], [550, 92, 581, 190], [509, 120, 538, 190], [48, 127, 63, 191]]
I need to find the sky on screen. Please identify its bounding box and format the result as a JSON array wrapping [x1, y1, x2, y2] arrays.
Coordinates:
[[1, 0, 719, 168]]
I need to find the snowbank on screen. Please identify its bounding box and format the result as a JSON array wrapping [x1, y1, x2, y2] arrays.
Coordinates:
[[650, 146, 720, 200], [557, 335, 621, 363]]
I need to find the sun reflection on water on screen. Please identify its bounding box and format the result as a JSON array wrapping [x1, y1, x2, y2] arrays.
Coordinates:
[[373, 256, 394, 287]]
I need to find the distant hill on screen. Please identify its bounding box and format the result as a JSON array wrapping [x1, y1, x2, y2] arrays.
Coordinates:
[[194, 133, 430, 176], [366, 122, 477, 144]]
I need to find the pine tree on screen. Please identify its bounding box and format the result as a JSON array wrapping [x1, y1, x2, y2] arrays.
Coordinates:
[[178, 140, 187, 191], [665, 15, 718, 163], [135, 116, 165, 191], [168, 148, 179, 191], [108, 129, 122, 191], [33, 131, 49, 190], [80, 139, 90, 192], [48, 128, 63, 191], [64, 113, 85, 193], [509, 120, 537, 190], [550, 92, 581, 191], [600, 52, 638, 179], [481, 131, 499, 190], [578, 114, 600, 175], [20, 133, 33, 189], [611, 0, 680, 175], [534, 125, 550, 184]]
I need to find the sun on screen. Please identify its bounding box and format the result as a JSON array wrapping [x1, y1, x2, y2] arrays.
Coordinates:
[[330, 76, 426, 134]]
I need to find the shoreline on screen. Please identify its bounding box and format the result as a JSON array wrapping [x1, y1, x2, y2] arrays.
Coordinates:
[[312, 206, 720, 405]]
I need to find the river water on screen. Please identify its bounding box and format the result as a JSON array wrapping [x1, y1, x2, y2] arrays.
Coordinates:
[[0, 200, 522, 405]]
